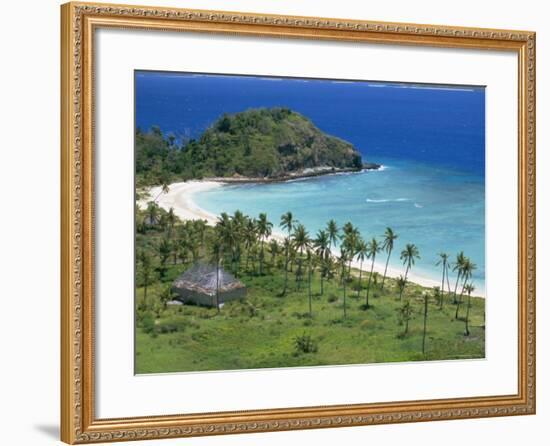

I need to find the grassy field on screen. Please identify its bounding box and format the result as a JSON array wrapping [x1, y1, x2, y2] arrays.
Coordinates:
[[135, 259, 485, 374]]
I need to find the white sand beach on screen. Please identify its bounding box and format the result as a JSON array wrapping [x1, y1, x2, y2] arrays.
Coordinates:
[[138, 180, 484, 296], [138, 181, 223, 225]]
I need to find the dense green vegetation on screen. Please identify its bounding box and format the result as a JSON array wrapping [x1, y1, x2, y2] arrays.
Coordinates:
[[136, 107, 363, 187], [135, 204, 485, 374]]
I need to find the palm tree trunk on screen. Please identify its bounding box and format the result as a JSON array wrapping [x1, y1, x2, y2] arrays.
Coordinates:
[[445, 267, 452, 295], [399, 265, 410, 301], [356, 260, 363, 299], [340, 259, 347, 285], [465, 293, 472, 335], [154, 189, 164, 202], [245, 246, 250, 272], [439, 267, 445, 309], [282, 232, 290, 296], [381, 249, 392, 291], [282, 257, 289, 296], [366, 258, 375, 307], [259, 239, 264, 275], [452, 272, 461, 304], [455, 281, 466, 319]]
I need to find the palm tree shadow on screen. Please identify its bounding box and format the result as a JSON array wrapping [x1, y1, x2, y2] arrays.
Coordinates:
[[34, 424, 59, 440]]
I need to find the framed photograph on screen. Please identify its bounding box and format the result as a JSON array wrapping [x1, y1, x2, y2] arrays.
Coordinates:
[[60, 2, 536, 443]]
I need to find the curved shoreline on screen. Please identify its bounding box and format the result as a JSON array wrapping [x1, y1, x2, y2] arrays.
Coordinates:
[[138, 180, 484, 297], [139, 181, 222, 225]]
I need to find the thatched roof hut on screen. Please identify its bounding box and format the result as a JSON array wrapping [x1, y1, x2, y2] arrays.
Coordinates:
[[172, 263, 246, 307]]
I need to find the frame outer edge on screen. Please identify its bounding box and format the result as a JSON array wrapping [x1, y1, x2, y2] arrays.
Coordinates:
[[526, 32, 536, 414], [61, 2, 79, 444], [61, 2, 536, 443]]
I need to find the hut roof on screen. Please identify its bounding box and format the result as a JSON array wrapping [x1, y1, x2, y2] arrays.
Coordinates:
[[172, 263, 245, 296]]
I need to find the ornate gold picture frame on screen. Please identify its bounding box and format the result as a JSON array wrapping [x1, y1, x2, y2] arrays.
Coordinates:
[[61, 2, 536, 443]]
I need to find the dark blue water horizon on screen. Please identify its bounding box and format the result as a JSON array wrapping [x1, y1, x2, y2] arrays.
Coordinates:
[[135, 71, 485, 177]]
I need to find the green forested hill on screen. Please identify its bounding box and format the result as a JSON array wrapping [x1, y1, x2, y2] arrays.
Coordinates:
[[136, 107, 364, 186]]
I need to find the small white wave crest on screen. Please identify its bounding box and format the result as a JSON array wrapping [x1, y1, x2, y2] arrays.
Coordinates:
[[366, 197, 410, 203]]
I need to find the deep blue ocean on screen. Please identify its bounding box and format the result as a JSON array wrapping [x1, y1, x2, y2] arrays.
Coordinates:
[[136, 71, 485, 291]]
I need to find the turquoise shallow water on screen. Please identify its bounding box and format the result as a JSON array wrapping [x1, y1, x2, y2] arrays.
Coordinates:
[[195, 156, 485, 292]]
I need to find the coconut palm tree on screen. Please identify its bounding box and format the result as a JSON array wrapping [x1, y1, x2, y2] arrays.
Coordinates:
[[171, 236, 179, 265], [256, 213, 273, 275], [365, 237, 381, 308], [268, 239, 280, 267], [145, 201, 160, 228], [381, 227, 398, 291], [231, 210, 247, 273], [464, 283, 476, 335], [422, 291, 429, 355], [313, 230, 330, 294], [153, 181, 170, 202], [455, 258, 477, 319], [306, 249, 315, 317], [399, 243, 420, 300], [216, 212, 234, 269], [209, 235, 224, 314], [280, 211, 296, 296], [396, 275, 407, 301], [157, 237, 172, 278], [436, 252, 451, 308], [177, 236, 190, 265], [355, 238, 368, 299], [342, 221, 355, 237], [166, 207, 176, 238], [326, 219, 339, 250], [313, 230, 330, 262], [158, 213, 169, 233], [337, 248, 349, 318], [451, 251, 467, 304], [433, 286, 442, 308], [341, 224, 359, 282], [398, 300, 413, 336], [188, 233, 200, 264], [319, 256, 336, 296], [292, 224, 311, 290], [193, 219, 208, 244], [243, 218, 257, 272]]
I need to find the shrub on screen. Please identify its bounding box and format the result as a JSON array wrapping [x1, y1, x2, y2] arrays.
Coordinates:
[[327, 294, 338, 303], [294, 333, 318, 354], [141, 312, 156, 335], [156, 316, 187, 334]]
